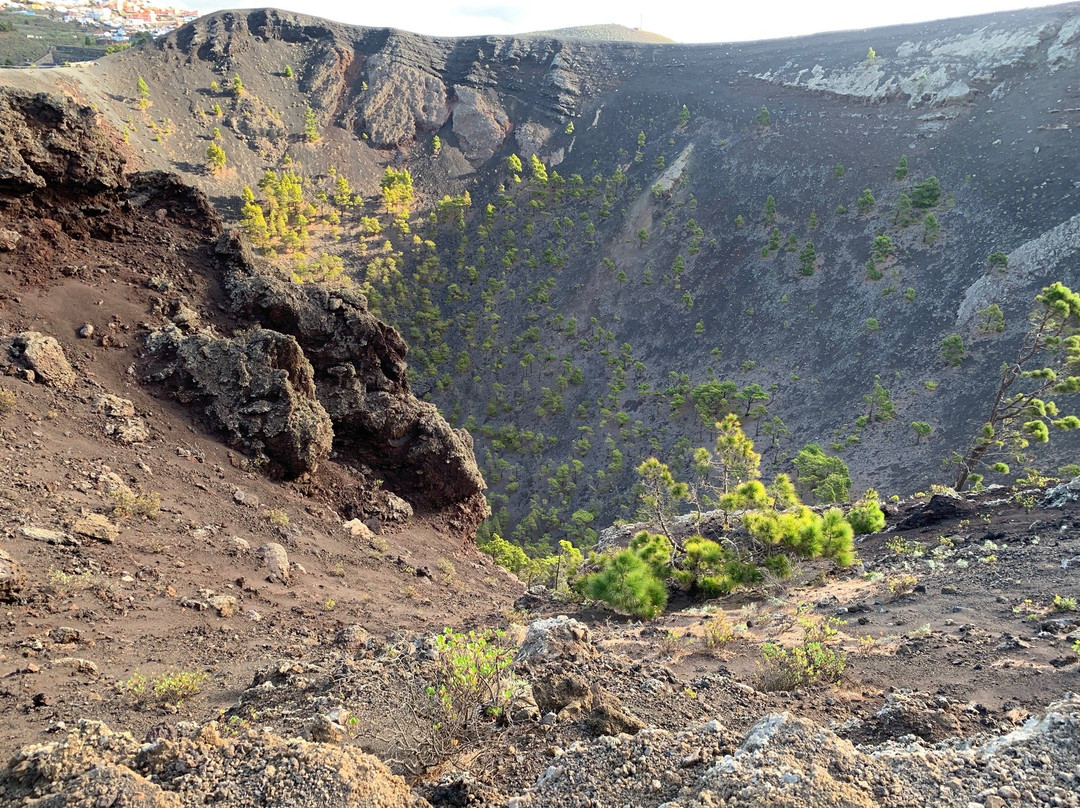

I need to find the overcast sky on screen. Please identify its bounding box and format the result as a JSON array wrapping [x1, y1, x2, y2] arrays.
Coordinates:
[[184, 0, 1072, 42]]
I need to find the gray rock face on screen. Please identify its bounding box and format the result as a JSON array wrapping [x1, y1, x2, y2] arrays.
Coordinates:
[[146, 324, 334, 477], [452, 86, 510, 164], [513, 122, 553, 161], [1041, 475, 1080, 508], [1048, 15, 1080, 68], [7, 331, 76, 389], [359, 55, 450, 147], [755, 14, 1062, 107]]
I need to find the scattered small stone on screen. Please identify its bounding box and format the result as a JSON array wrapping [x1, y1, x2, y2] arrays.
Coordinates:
[[227, 536, 251, 554], [309, 714, 345, 743], [95, 394, 148, 443], [208, 594, 240, 618], [0, 547, 26, 602], [77, 323, 94, 339], [8, 332, 76, 389], [344, 518, 375, 542], [93, 394, 135, 418], [17, 526, 75, 545], [49, 627, 80, 644], [0, 227, 21, 251], [171, 302, 200, 327], [382, 493, 413, 522], [335, 624, 372, 651]]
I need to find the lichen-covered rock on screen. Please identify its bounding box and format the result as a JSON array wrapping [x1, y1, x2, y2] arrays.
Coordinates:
[[0, 228, 20, 251], [258, 542, 291, 584], [0, 547, 25, 602], [94, 394, 149, 443], [515, 616, 595, 665], [8, 331, 76, 389], [145, 324, 333, 477]]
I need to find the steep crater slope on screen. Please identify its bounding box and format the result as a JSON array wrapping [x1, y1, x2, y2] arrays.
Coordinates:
[[0, 87, 516, 757], [7, 4, 1080, 549]]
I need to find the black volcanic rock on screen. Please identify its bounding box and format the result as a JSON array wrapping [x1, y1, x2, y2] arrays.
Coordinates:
[[0, 90, 125, 196], [146, 325, 335, 477], [218, 232, 487, 514]]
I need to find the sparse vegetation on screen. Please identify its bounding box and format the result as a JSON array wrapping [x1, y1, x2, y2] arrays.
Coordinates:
[[952, 282, 1080, 490], [121, 669, 209, 706], [0, 389, 14, 417], [940, 334, 965, 367], [206, 141, 226, 173], [266, 508, 290, 527], [1053, 594, 1077, 612], [382, 628, 517, 774], [303, 106, 319, 142], [757, 617, 846, 691]]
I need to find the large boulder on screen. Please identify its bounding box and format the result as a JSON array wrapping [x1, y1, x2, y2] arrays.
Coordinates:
[[145, 324, 333, 477], [515, 615, 595, 665], [219, 232, 486, 514], [7, 331, 76, 389]]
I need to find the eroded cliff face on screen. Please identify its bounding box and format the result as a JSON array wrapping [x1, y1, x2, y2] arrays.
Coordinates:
[[152, 8, 633, 166], [0, 87, 487, 531]]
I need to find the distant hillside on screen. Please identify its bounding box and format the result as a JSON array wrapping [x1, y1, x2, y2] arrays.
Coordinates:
[[0, 10, 95, 64], [522, 23, 675, 43]]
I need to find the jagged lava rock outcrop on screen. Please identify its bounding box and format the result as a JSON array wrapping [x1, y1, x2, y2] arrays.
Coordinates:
[[145, 325, 335, 477], [215, 232, 487, 517], [0, 89, 124, 198]]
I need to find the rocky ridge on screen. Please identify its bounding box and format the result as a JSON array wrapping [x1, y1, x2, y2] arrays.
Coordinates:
[[0, 85, 486, 528]]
